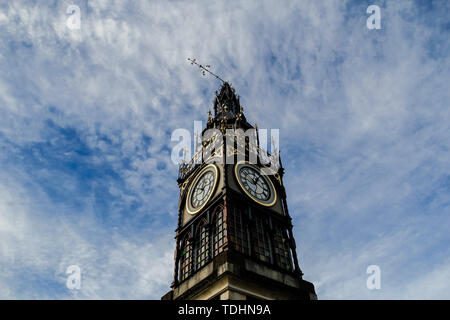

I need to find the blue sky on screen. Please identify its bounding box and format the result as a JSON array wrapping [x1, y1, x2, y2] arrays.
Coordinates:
[[0, 0, 449, 299]]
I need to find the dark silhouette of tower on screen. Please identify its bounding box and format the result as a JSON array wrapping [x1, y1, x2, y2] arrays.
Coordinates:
[[162, 83, 316, 300]]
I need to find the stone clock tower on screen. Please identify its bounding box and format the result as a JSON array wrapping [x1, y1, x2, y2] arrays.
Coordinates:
[[162, 83, 316, 300]]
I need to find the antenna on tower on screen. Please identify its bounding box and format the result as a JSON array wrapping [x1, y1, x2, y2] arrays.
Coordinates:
[[187, 58, 226, 83]]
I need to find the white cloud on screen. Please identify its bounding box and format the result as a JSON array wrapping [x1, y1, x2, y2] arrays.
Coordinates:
[[0, 0, 449, 299]]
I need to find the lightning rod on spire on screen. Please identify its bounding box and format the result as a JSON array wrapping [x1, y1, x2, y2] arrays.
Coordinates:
[[187, 58, 226, 83]]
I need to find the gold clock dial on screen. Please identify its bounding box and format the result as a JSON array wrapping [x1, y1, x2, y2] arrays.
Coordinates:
[[186, 164, 218, 214], [235, 162, 276, 206]]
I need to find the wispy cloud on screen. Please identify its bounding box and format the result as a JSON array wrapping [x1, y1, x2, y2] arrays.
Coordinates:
[[0, 0, 449, 299]]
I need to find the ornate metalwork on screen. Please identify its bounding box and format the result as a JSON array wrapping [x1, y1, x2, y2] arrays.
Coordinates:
[[187, 58, 226, 83]]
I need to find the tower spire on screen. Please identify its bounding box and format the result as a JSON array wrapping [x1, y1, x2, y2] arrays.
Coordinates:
[[186, 58, 249, 128]]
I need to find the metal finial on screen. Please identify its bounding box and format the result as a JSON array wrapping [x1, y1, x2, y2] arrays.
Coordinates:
[[187, 58, 226, 83], [182, 147, 188, 163]]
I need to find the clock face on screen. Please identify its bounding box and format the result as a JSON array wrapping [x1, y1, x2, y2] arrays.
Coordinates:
[[186, 164, 218, 214], [191, 171, 215, 208], [239, 167, 270, 201], [235, 162, 276, 206]]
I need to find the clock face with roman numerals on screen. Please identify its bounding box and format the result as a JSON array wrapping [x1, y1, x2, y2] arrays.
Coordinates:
[[186, 164, 218, 215], [191, 171, 215, 208], [235, 162, 277, 206], [239, 166, 270, 201]]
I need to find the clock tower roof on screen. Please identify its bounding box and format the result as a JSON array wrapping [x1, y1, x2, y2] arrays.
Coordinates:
[[207, 82, 251, 130]]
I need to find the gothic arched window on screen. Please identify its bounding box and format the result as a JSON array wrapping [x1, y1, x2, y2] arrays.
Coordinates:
[[179, 232, 193, 282], [195, 219, 210, 269], [273, 225, 293, 271], [229, 206, 249, 255], [212, 206, 226, 256], [251, 213, 271, 263]]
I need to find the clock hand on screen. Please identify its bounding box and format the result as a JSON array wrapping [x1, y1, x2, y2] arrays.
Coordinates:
[[253, 177, 262, 185], [247, 175, 257, 184]]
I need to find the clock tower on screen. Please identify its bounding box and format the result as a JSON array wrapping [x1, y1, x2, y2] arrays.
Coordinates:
[[162, 82, 317, 300]]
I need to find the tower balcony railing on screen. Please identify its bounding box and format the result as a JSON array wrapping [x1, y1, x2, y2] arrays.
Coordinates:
[[178, 149, 202, 181], [178, 140, 279, 182]]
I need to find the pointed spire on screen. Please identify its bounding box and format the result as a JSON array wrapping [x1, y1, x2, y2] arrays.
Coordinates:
[[213, 82, 241, 119], [207, 82, 251, 130]]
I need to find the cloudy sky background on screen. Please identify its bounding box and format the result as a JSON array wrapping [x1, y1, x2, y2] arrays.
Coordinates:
[[0, 0, 449, 299]]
